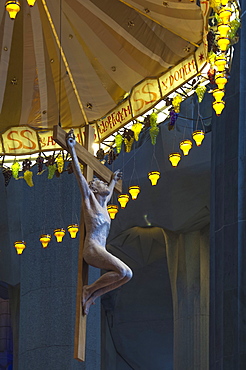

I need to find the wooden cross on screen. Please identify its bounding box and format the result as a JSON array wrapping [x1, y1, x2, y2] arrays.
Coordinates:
[[53, 125, 122, 361]]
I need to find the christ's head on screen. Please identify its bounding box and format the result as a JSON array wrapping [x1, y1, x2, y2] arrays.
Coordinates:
[[89, 178, 110, 196]]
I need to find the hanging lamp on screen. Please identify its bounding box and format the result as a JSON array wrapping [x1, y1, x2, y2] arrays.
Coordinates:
[[5, 1, 20, 19], [215, 73, 228, 89], [169, 153, 181, 167], [118, 194, 130, 208], [54, 228, 66, 242], [179, 140, 192, 156], [148, 171, 160, 186], [192, 130, 205, 146], [40, 234, 52, 248], [215, 56, 227, 72], [14, 241, 26, 255], [212, 89, 225, 102], [213, 101, 225, 115], [217, 23, 231, 38], [26, 0, 36, 6], [218, 7, 232, 24], [107, 205, 119, 219], [128, 186, 141, 200], [67, 224, 79, 239], [217, 37, 230, 52]]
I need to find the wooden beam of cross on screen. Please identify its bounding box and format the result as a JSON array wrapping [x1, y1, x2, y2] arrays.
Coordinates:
[[53, 125, 122, 361]]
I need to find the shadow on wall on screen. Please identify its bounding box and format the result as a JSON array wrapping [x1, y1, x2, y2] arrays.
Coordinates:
[[102, 225, 210, 370], [102, 226, 173, 370]]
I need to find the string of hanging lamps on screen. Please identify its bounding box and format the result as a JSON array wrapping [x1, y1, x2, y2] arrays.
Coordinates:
[[107, 129, 162, 219], [5, 0, 36, 20], [168, 96, 207, 167], [209, 1, 240, 116], [14, 223, 80, 254], [12, 0, 79, 252]]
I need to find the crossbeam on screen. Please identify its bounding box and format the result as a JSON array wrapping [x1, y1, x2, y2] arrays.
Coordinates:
[[53, 125, 122, 192]]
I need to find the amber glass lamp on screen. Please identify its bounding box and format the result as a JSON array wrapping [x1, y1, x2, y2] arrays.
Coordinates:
[[217, 23, 231, 38], [54, 228, 66, 242], [118, 194, 130, 209], [27, 0, 36, 6], [107, 205, 119, 219], [217, 37, 230, 52], [213, 101, 225, 115], [40, 234, 52, 248], [67, 224, 79, 239], [218, 7, 232, 24], [212, 89, 225, 102], [169, 153, 181, 167], [192, 130, 205, 146], [128, 186, 141, 200], [5, 1, 20, 19], [14, 241, 26, 255], [148, 171, 160, 186], [215, 56, 227, 72], [215, 73, 228, 90], [180, 140, 192, 156]]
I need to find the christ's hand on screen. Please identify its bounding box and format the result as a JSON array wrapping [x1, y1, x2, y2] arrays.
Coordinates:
[[113, 170, 122, 182], [66, 129, 76, 148]]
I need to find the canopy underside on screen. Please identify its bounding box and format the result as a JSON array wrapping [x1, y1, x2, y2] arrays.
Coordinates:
[[0, 0, 205, 132]]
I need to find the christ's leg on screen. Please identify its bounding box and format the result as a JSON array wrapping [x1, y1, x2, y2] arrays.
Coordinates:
[[82, 243, 132, 314], [82, 273, 131, 314]]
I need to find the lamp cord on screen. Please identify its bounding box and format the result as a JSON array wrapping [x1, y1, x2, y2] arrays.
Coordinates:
[[151, 145, 161, 172], [58, 0, 62, 127]]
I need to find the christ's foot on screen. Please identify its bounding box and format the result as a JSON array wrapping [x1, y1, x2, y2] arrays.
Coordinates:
[[83, 297, 95, 315], [82, 285, 90, 307]]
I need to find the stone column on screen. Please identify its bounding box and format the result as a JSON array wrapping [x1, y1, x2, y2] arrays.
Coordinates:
[[210, 4, 246, 368], [166, 227, 209, 370]]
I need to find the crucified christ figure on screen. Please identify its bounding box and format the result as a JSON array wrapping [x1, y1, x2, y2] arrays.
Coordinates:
[[66, 129, 133, 315]]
